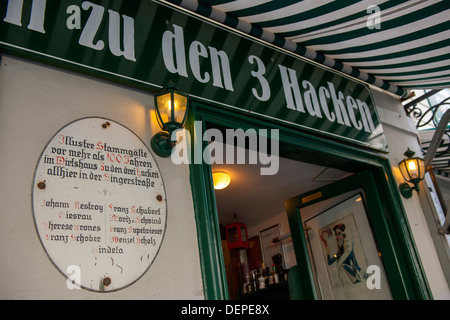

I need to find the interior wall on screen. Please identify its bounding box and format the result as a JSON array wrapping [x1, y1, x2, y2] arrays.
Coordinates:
[[247, 211, 296, 270], [0, 55, 203, 299]]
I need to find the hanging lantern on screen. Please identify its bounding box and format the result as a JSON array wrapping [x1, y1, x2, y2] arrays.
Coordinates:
[[225, 214, 249, 250]]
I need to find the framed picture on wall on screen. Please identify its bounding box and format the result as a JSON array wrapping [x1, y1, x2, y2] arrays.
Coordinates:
[[259, 224, 285, 268], [304, 193, 391, 300]]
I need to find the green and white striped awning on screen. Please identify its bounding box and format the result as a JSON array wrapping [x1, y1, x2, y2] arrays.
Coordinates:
[[166, 0, 450, 97]]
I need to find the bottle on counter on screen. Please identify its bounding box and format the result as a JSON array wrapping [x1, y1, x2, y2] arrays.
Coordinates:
[[251, 272, 258, 292], [272, 264, 279, 284], [258, 273, 266, 290], [243, 276, 250, 294], [267, 266, 273, 285]]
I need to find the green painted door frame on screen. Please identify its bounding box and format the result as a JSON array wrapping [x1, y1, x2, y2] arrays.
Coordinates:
[[187, 101, 432, 300], [286, 171, 429, 299]]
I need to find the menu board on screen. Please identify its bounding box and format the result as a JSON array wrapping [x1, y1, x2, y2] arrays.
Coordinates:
[[32, 118, 167, 292]]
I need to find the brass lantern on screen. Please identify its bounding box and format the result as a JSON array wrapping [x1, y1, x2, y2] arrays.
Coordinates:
[[151, 82, 189, 157], [398, 148, 425, 198]]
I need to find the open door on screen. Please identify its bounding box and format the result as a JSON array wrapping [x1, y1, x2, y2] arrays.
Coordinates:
[[286, 171, 393, 300]]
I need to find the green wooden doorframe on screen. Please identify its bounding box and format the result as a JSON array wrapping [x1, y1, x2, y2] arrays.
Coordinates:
[[187, 101, 432, 300], [286, 171, 432, 299], [185, 108, 229, 300]]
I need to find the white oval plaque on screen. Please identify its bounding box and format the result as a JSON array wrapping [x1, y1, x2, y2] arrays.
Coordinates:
[[32, 118, 167, 292]]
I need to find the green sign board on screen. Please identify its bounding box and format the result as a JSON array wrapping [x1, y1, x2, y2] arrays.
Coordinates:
[[0, 0, 387, 151]]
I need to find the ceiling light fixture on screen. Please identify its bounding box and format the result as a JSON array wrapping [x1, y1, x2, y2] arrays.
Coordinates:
[[212, 171, 231, 190]]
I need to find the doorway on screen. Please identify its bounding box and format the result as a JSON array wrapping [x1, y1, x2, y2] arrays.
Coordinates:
[[212, 144, 353, 299], [187, 101, 431, 300]]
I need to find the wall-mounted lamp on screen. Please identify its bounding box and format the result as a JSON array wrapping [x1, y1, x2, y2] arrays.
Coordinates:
[[212, 171, 231, 190], [151, 82, 189, 157], [398, 148, 425, 198]]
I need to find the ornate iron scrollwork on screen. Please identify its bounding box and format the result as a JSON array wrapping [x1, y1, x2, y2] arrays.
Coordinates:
[[404, 90, 450, 235], [405, 92, 450, 161]]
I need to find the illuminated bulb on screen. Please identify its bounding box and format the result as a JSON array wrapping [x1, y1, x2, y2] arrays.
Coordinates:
[[212, 171, 231, 190], [407, 159, 419, 178], [407, 160, 416, 171]]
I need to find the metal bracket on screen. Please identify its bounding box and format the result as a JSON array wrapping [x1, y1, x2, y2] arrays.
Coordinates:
[[423, 108, 450, 235]]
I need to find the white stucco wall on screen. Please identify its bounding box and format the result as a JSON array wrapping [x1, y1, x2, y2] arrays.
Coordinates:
[[372, 88, 450, 299], [0, 55, 203, 299]]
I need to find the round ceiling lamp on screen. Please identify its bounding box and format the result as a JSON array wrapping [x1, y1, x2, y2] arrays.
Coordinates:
[[212, 171, 231, 190]]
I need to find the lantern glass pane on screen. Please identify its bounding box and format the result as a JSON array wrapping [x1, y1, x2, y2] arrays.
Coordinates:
[[156, 92, 172, 124], [227, 226, 238, 243], [240, 226, 247, 241], [406, 159, 419, 179], [398, 160, 410, 181], [173, 93, 187, 124], [418, 158, 425, 179]]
